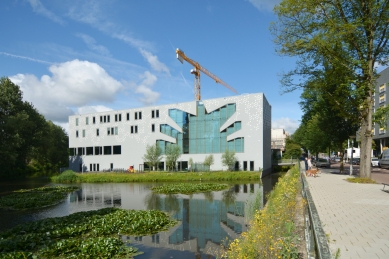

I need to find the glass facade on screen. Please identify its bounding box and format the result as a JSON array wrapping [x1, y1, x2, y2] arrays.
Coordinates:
[[158, 103, 244, 154]]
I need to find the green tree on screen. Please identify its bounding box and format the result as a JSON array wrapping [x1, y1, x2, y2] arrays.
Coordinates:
[[272, 0, 389, 178], [283, 136, 302, 159], [143, 144, 163, 171], [203, 154, 214, 171], [188, 158, 194, 172], [221, 149, 237, 171], [165, 144, 181, 171], [0, 77, 49, 178], [31, 121, 69, 174]]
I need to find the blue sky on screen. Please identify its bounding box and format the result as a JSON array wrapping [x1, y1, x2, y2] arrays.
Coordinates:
[[1, 0, 303, 133]]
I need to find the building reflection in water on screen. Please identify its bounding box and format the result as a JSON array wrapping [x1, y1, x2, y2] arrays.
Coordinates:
[[69, 183, 262, 258]]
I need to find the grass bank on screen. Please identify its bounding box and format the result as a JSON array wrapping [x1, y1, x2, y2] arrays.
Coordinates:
[[222, 165, 302, 259], [52, 170, 261, 183]]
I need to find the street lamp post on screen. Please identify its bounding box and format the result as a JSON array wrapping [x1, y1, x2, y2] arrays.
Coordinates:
[[350, 135, 356, 176]]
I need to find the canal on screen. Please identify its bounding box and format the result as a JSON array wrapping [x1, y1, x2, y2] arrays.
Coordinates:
[[0, 173, 282, 258]]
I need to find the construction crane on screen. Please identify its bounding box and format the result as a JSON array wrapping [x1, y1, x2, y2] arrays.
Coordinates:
[[176, 48, 238, 101]]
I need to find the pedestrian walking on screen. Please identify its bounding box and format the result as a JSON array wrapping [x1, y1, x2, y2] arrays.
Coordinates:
[[308, 157, 312, 170]]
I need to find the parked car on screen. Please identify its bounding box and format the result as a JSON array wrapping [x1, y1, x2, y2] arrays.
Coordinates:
[[371, 157, 379, 167], [315, 158, 330, 168], [350, 158, 360, 165], [379, 149, 389, 169], [334, 157, 340, 162]]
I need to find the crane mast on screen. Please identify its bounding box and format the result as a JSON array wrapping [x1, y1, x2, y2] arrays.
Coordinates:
[[176, 48, 238, 101]]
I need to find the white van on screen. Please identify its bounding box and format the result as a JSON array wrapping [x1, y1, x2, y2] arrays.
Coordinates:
[[379, 149, 389, 169]]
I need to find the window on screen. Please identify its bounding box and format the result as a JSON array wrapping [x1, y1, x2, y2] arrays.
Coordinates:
[[82, 129, 85, 138], [93, 116, 96, 124], [152, 110, 155, 118], [107, 127, 111, 135], [115, 114, 121, 122], [114, 126, 118, 135], [95, 146, 102, 155], [69, 148, 76, 156], [380, 84, 386, 93], [86, 147, 93, 155], [76, 130, 79, 138], [156, 110, 159, 118], [380, 95, 386, 104], [111, 127, 114, 135], [107, 115, 110, 123], [93, 164, 96, 171], [119, 114, 122, 121], [104, 116, 107, 123], [104, 146, 112, 155], [113, 145, 121, 154], [77, 147, 85, 156], [90, 164, 92, 171], [115, 114, 118, 122], [152, 124, 155, 132], [86, 117, 89, 125], [76, 118, 79, 126], [97, 164, 100, 171], [100, 116, 103, 123], [131, 126, 134, 133], [96, 128, 99, 136], [126, 112, 130, 121], [135, 125, 138, 133], [110, 163, 113, 170], [135, 111, 142, 120]]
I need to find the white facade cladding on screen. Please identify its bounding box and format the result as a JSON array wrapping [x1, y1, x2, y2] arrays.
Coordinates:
[[68, 93, 272, 175]]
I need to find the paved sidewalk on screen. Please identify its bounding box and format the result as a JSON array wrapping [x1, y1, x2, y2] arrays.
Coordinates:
[[305, 169, 389, 259]]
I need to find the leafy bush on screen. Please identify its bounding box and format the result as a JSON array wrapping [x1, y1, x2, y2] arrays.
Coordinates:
[[223, 165, 301, 258], [51, 170, 78, 183]]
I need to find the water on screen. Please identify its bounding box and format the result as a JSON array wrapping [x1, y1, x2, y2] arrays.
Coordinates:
[[0, 175, 281, 258]]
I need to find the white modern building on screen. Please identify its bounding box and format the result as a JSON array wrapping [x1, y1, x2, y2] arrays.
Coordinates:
[[68, 93, 272, 175]]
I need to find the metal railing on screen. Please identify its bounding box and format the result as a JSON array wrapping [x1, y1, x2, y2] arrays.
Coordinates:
[[272, 158, 299, 165], [299, 162, 332, 259]]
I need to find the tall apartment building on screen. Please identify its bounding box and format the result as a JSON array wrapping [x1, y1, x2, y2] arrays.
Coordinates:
[[68, 93, 272, 175], [373, 67, 389, 154]]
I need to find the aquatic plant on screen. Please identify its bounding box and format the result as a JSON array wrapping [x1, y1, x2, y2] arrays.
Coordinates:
[[151, 183, 230, 194], [0, 186, 79, 210], [0, 207, 177, 258]]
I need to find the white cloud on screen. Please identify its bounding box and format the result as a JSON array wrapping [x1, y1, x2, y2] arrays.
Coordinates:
[[76, 105, 113, 115], [0, 52, 52, 65], [113, 33, 154, 51], [133, 71, 160, 105], [9, 59, 123, 123], [272, 117, 300, 134], [139, 48, 170, 75], [27, 0, 65, 25], [248, 0, 281, 11], [76, 33, 111, 56]]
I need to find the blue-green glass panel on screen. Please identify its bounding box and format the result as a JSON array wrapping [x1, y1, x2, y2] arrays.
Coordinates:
[[235, 121, 241, 131], [228, 140, 234, 151], [235, 138, 242, 152]]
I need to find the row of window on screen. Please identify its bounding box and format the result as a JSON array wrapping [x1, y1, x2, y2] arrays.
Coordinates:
[[76, 123, 160, 137], [75, 110, 160, 126], [70, 145, 122, 156]]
